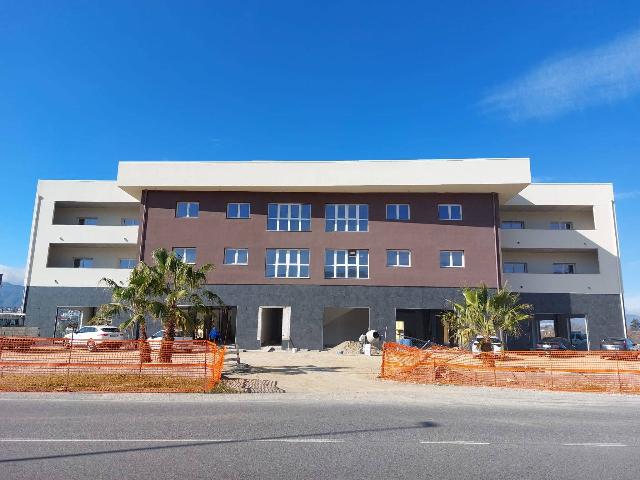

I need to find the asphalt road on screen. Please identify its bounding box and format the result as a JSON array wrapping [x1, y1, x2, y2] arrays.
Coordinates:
[[1, 387, 639, 479]]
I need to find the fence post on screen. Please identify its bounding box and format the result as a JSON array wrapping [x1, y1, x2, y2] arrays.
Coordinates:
[[616, 354, 622, 393], [203, 341, 209, 393], [380, 344, 385, 378], [65, 335, 73, 392]]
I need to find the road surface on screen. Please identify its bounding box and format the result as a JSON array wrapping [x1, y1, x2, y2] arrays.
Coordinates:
[[1, 387, 639, 479]]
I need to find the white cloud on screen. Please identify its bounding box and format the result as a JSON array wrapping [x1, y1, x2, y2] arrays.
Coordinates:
[[0, 265, 25, 285], [626, 294, 640, 316], [616, 191, 640, 201], [481, 29, 640, 120]]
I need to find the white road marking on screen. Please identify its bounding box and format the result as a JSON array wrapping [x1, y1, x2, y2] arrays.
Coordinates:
[[420, 441, 490, 445], [256, 438, 345, 443], [563, 443, 627, 447]]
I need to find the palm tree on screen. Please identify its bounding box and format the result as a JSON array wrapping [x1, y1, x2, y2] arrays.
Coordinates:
[[441, 284, 532, 353], [150, 248, 222, 362], [93, 262, 159, 363]]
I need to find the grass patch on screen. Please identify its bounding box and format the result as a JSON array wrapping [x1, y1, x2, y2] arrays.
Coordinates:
[[0, 373, 210, 393], [206, 380, 241, 394]]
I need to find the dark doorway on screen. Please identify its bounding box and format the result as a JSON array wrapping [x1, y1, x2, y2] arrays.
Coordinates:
[[322, 307, 369, 348], [395, 309, 451, 346], [259, 307, 283, 346]]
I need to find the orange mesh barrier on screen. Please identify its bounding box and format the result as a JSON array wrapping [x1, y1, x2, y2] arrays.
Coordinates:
[[380, 342, 640, 394], [0, 337, 225, 392]]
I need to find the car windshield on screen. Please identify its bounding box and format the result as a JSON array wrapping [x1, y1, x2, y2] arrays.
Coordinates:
[[603, 338, 626, 345], [100, 327, 120, 333]]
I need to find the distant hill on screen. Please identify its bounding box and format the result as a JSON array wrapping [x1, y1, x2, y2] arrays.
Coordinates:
[[0, 282, 24, 309]]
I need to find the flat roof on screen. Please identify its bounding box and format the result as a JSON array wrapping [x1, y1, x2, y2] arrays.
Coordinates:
[[116, 158, 532, 201]]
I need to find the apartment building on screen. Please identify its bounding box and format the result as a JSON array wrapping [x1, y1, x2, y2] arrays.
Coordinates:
[[22, 158, 626, 350]]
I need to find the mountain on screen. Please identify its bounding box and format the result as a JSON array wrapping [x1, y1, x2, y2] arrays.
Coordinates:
[[0, 282, 24, 309]]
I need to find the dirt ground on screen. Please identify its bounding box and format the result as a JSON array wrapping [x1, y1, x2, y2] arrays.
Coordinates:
[[227, 350, 401, 393]]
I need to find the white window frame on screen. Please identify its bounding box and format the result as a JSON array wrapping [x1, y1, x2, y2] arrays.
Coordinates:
[[503, 262, 527, 273], [224, 248, 249, 266], [176, 202, 199, 218], [267, 203, 311, 232], [226, 202, 251, 219], [324, 249, 369, 279], [501, 221, 525, 229], [265, 249, 310, 278], [119, 258, 137, 269], [173, 247, 197, 264], [73, 257, 94, 268], [325, 204, 369, 232], [550, 221, 573, 230], [553, 263, 576, 274], [386, 204, 411, 221], [440, 250, 465, 268], [386, 249, 412, 267], [438, 204, 463, 221]]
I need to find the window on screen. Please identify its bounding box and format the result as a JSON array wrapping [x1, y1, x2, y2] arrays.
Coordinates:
[[553, 263, 575, 274], [73, 258, 94, 268], [267, 203, 311, 231], [550, 222, 573, 230], [440, 250, 464, 268], [176, 202, 199, 218], [121, 218, 139, 226], [119, 258, 137, 269], [324, 249, 369, 278], [386, 204, 410, 221], [387, 250, 411, 267], [226, 203, 250, 219], [224, 248, 248, 265], [438, 204, 462, 221], [503, 262, 527, 273], [173, 247, 197, 264], [325, 204, 369, 232], [502, 221, 525, 229], [78, 217, 98, 225], [265, 249, 310, 278]]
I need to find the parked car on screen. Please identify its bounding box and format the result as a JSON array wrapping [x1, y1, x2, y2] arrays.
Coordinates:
[[64, 325, 124, 351], [471, 335, 503, 354], [535, 337, 576, 351], [148, 330, 194, 352], [600, 337, 637, 351]]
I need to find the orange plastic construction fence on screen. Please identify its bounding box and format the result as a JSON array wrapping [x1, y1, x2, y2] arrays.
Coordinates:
[[380, 342, 640, 394], [0, 336, 225, 393]]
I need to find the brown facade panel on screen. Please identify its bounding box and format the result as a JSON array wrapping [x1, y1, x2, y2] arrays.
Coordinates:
[[141, 191, 500, 288]]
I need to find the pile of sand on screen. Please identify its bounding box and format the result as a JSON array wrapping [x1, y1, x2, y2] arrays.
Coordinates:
[[328, 341, 363, 355]]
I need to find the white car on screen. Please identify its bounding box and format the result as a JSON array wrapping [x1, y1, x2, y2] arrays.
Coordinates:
[[471, 335, 504, 354], [148, 330, 194, 352], [64, 325, 124, 351]]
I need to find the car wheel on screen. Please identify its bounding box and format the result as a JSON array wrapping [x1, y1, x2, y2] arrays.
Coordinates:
[[87, 340, 97, 352]]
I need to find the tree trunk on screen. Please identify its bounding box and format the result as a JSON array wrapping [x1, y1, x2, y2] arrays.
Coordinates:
[[480, 336, 495, 367], [139, 322, 152, 363], [159, 315, 176, 363]]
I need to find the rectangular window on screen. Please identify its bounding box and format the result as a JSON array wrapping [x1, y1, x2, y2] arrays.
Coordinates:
[[501, 221, 525, 229], [265, 249, 310, 278], [553, 263, 575, 274], [78, 217, 98, 225], [121, 218, 139, 226], [176, 202, 199, 218], [386, 250, 411, 267], [503, 262, 527, 273], [324, 249, 369, 278], [173, 247, 197, 264], [550, 222, 573, 230], [119, 258, 137, 269], [438, 204, 462, 221], [440, 250, 464, 268], [226, 203, 250, 219], [325, 204, 369, 232], [224, 248, 248, 265], [386, 204, 410, 221], [267, 203, 311, 231], [73, 258, 94, 268]]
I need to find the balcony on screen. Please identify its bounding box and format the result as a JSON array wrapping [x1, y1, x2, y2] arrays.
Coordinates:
[[48, 225, 139, 246], [500, 228, 599, 250], [36, 268, 132, 288], [502, 273, 618, 295]]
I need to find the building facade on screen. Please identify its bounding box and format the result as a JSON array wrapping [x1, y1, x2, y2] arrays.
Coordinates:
[[22, 159, 626, 350]]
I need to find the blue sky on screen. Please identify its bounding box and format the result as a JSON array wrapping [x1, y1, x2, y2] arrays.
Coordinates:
[[0, 1, 639, 310]]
